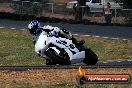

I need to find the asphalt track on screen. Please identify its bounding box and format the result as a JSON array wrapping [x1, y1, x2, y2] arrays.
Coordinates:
[[0, 19, 132, 39], [0, 19, 132, 68], [0, 61, 132, 71]]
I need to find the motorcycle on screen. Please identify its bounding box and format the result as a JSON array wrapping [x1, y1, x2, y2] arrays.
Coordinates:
[[35, 28, 98, 65]]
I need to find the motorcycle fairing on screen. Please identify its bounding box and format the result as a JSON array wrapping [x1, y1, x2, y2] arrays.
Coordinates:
[[35, 31, 85, 64]]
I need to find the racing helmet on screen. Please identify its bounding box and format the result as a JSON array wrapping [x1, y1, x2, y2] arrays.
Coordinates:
[[28, 20, 41, 34]]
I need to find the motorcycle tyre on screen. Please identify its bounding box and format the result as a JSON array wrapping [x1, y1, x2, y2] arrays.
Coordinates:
[[83, 48, 98, 65], [45, 48, 71, 65]]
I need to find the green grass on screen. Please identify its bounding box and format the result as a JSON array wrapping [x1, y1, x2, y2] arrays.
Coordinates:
[[82, 36, 132, 61], [0, 29, 44, 66], [0, 28, 132, 66]]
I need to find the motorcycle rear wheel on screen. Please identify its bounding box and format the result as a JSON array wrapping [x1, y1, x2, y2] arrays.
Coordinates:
[[83, 48, 98, 65]]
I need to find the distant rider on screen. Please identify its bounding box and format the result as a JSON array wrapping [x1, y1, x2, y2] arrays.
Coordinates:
[[28, 20, 84, 46]]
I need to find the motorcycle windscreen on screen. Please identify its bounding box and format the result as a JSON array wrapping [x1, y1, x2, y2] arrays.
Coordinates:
[[35, 32, 48, 54]]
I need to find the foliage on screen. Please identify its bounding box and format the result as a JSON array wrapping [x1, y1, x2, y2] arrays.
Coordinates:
[[114, 0, 132, 9]]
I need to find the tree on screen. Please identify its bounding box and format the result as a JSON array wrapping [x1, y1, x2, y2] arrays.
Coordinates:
[[114, 0, 132, 9], [114, 0, 132, 24]]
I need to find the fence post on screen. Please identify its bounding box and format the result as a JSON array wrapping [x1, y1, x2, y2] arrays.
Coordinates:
[[51, 3, 54, 14], [114, 7, 117, 18], [47, 3, 54, 14]]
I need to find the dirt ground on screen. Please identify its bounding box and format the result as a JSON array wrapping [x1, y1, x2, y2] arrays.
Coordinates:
[[43, 12, 125, 24], [0, 3, 14, 13], [0, 68, 131, 86]]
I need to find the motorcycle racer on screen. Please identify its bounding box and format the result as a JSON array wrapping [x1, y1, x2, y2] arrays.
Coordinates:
[[28, 20, 98, 65], [28, 20, 84, 46]]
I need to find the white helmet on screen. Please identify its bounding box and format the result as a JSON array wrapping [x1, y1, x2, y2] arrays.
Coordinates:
[[28, 20, 41, 30], [28, 20, 41, 35]]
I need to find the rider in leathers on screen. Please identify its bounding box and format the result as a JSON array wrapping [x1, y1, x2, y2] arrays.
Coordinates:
[[28, 20, 84, 46], [28, 20, 86, 65]]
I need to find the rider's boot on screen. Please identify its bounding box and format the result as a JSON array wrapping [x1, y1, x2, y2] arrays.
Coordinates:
[[71, 37, 85, 46], [76, 40, 85, 46]]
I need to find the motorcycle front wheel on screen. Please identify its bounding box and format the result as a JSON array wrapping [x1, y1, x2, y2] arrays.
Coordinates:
[[45, 48, 71, 65]]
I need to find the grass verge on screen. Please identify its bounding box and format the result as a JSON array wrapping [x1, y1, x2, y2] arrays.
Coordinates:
[[0, 28, 132, 66], [0, 29, 44, 66]]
